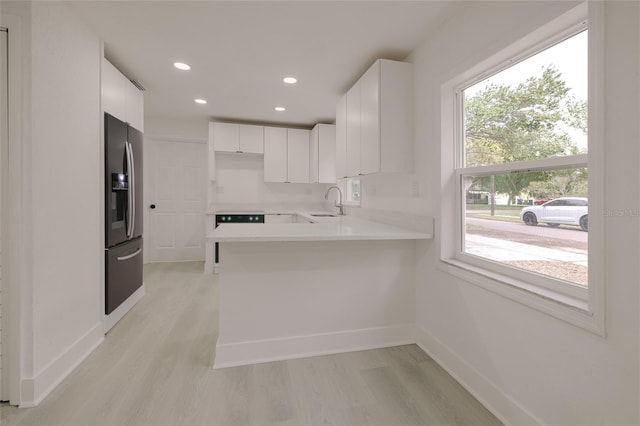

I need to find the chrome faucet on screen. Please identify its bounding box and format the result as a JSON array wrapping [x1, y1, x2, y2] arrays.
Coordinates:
[[325, 186, 345, 216]]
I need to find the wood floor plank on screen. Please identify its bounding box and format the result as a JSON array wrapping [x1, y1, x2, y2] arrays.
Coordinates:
[[0, 262, 502, 426]]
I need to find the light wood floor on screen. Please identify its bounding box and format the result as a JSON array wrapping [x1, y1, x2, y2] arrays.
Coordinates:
[[1, 262, 501, 426]]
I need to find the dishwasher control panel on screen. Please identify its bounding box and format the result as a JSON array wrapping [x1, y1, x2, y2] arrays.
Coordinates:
[[215, 214, 265, 226]]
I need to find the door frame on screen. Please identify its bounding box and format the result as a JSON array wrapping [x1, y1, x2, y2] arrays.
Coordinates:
[[1, 13, 25, 406]]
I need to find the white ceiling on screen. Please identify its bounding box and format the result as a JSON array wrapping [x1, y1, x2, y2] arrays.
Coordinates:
[[68, 1, 456, 128]]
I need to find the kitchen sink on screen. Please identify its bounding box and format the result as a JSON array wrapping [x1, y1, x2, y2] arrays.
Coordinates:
[[310, 214, 338, 217]]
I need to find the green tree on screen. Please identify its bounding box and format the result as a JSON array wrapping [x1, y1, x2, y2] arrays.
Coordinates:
[[527, 168, 588, 199], [465, 65, 587, 205]]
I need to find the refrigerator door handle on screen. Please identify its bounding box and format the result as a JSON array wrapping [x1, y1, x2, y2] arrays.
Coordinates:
[[129, 142, 138, 238], [128, 140, 136, 238], [117, 248, 142, 261], [125, 141, 134, 239]]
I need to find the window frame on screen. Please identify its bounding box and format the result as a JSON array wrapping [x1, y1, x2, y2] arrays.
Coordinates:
[[439, 2, 605, 336]]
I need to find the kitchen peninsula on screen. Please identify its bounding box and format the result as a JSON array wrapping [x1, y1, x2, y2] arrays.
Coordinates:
[[208, 214, 432, 368]]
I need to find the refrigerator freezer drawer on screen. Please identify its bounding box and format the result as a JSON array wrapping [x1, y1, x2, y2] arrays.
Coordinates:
[[106, 238, 143, 315]]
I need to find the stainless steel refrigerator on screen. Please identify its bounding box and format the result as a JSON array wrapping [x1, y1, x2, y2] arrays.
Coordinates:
[[105, 113, 143, 315]]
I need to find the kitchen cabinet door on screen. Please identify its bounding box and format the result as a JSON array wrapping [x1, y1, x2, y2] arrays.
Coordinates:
[[239, 124, 264, 154], [265, 214, 294, 223], [126, 80, 144, 132], [346, 80, 361, 177], [378, 59, 413, 174], [335, 94, 347, 179], [360, 61, 380, 175], [208, 123, 216, 180], [287, 129, 310, 183], [213, 122, 240, 152], [102, 59, 127, 123], [264, 126, 288, 182], [317, 124, 336, 184], [309, 126, 319, 183], [102, 58, 144, 132]]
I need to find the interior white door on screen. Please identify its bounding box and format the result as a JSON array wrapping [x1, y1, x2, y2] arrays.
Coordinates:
[[146, 139, 207, 262]]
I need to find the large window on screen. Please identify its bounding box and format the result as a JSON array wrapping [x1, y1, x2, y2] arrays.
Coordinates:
[[441, 3, 604, 334], [459, 26, 588, 291]]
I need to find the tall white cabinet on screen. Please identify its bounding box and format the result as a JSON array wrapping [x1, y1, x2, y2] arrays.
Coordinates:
[[335, 59, 413, 178], [310, 123, 336, 184], [345, 80, 361, 177], [335, 95, 347, 179]]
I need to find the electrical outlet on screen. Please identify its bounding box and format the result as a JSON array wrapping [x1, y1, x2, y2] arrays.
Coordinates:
[[412, 181, 419, 197]]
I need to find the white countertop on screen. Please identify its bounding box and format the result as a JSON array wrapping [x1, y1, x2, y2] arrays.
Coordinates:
[[206, 204, 327, 215], [207, 214, 432, 242]]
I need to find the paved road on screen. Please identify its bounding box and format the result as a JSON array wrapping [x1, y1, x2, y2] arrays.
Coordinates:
[[466, 215, 588, 243]]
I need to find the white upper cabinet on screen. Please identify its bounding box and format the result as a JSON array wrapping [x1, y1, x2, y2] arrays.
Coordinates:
[[335, 95, 347, 179], [263, 127, 310, 183], [102, 58, 144, 132], [360, 62, 380, 175], [102, 59, 126, 122], [287, 129, 310, 184], [264, 126, 288, 182], [213, 122, 240, 152], [346, 79, 361, 177], [336, 59, 413, 177], [239, 124, 264, 153], [310, 124, 336, 184], [213, 122, 264, 154], [208, 122, 216, 181], [375, 59, 413, 174], [125, 81, 144, 133]]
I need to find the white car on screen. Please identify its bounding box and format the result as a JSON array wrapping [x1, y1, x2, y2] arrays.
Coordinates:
[[520, 197, 588, 231]]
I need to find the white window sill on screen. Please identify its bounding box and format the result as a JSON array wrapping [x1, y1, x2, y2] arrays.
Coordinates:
[[438, 258, 605, 337]]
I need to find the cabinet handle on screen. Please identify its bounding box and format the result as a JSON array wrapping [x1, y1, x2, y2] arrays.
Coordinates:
[[236, 150, 243, 153]]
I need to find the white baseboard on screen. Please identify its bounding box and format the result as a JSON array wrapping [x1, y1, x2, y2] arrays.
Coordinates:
[[104, 284, 145, 333], [20, 323, 104, 407], [214, 324, 416, 369], [414, 325, 541, 426]]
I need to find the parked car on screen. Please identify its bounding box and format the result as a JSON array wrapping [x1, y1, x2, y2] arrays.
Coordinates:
[[520, 197, 588, 231]]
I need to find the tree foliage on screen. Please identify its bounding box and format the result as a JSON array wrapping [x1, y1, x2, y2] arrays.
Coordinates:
[[464, 65, 587, 204]]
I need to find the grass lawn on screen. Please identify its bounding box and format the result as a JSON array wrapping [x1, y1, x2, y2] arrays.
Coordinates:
[[467, 212, 522, 223], [465, 204, 525, 211], [466, 204, 524, 222]]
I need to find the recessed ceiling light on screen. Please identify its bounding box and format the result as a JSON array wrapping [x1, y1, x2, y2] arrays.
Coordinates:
[[283, 77, 297, 84], [195, 98, 207, 104], [274, 106, 286, 112], [174, 62, 191, 71]]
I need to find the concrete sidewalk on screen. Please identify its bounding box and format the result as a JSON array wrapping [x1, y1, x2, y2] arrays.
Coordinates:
[[466, 234, 588, 266]]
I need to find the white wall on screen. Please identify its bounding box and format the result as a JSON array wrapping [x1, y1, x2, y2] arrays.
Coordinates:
[[391, 1, 639, 424], [210, 152, 329, 210], [145, 117, 208, 141], [4, 0, 104, 406]]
